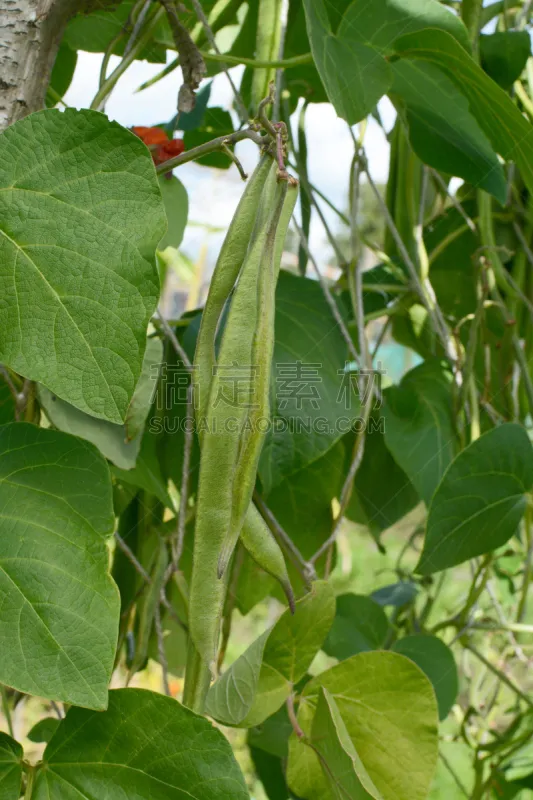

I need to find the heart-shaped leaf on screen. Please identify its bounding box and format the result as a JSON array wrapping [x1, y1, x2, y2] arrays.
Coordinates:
[[0, 733, 22, 800], [32, 689, 249, 799], [0, 108, 165, 423], [0, 423, 119, 708], [417, 423, 533, 574], [288, 652, 439, 800]]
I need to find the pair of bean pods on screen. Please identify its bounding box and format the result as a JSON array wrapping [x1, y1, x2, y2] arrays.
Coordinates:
[[189, 153, 299, 674]]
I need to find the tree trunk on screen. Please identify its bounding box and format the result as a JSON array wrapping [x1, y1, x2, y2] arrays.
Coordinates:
[[0, 0, 111, 132]]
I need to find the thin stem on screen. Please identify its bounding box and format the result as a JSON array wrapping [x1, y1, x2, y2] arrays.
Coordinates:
[[123, 0, 152, 57], [431, 170, 476, 232], [1, 686, 14, 738], [517, 505, 533, 622], [154, 603, 171, 695], [155, 128, 267, 174], [439, 751, 470, 798], [362, 155, 453, 360], [310, 395, 372, 566], [114, 531, 152, 584], [467, 644, 533, 708], [253, 491, 315, 584], [286, 694, 305, 739], [188, 0, 248, 123], [292, 219, 359, 366], [91, 8, 165, 110], [156, 311, 192, 369], [24, 764, 35, 800]]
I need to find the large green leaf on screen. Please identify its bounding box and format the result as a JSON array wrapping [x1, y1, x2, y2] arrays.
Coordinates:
[[383, 360, 457, 505], [311, 688, 383, 799], [287, 652, 439, 800], [206, 581, 335, 727], [0, 423, 119, 709], [323, 594, 390, 660], [339, 0, 470, 55], [0, 733, 22, 800], [0, 108, 165, 424], [390, 60, 506, 202], [480, 31, 531, 90], [346, 420, 419, 537], [302, 0, 391, 124], [392, 635, 458, 721], [259, 271, 357, 492], [417, 423, 533, 574], [394, 28, 533, 199], [32, 689, 249, 799]]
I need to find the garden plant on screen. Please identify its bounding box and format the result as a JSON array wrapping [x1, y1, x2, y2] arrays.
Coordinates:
[[2, 0, 533, 797]]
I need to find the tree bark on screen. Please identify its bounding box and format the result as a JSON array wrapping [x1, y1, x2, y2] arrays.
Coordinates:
[[0, 0, 112, 132]]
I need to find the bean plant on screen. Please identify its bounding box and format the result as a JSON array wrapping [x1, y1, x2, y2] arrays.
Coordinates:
[[1, 0, 533, 797]]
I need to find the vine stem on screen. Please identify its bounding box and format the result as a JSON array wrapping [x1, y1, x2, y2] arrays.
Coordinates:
[[155, 129, 267, 174], [292, 218, 360, 366], [361, 154, 453, 361], [154, 604, 171, 696], [466, 644, 533, 708], [188, 0, 248, 123], [24, 764, 35, 800], [91, 8, 166, 110]]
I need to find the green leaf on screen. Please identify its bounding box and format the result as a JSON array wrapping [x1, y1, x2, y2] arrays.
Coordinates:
[[323, 594, 390, 660], [157, 176, 188, 250], [27, 718, 60, 744], [383, 360, 457, 505], [417, 423, 533, 575], [205, 630, 270, 725], [0, 108, 165, 424], [206, 581, 335, 727], [302, 0, 391, 124], [480, 31, 531, 90], [339, 0, 471, 55], [393, 28, 533, 200], [0, 423, 119, 709], [311, 687, 383, 799], [33, 689, 249, 799], [38, 337, 162, 469], [46, 43, 77, 107], [183, 108, 234, 168], [259, 271, 358, 492], [0, 733, 22, 800], [287, 652, 439, 800], [371, 581, 418, 607], [392, 635, 458, 721], [346, 419, 419, 537], [390, 60, 506, 202], [64, 1, 170, 62]]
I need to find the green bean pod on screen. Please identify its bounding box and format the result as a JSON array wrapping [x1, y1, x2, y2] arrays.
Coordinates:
[[217, 180, 299, 577], [189, 167, 282, 672], [240, 502, 295, 612], [193, 153, 275, 427]]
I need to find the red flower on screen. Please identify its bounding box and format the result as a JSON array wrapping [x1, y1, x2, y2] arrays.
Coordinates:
[[132, 126, 185, 168]]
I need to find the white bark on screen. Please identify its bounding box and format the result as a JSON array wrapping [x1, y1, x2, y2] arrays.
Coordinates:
[[0, 0, 112, 132]]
